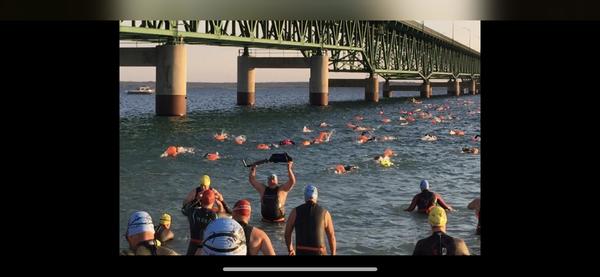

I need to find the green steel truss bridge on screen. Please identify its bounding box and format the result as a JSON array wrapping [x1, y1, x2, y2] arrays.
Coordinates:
[[120, 20, 480, 81]]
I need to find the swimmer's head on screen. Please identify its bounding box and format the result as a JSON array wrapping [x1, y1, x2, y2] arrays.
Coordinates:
[[200, 175, 211, 189], [420, 180, 430, 191], [166, 146, 177, 157], [268, 174, 278, 186], [126, 211, 154, 237], [428, 206, 447, 227], [304, 185, 318, 202], [233, 199, 252, 219], [335, 164, 346, 174], [160, 213, 171, 226]]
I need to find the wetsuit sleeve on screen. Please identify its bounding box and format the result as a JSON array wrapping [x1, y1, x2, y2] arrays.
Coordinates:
[[405, 195, 418, 211], [436, 194, 451, 210], [412, 240, 424, 255], [220, 200, 232, 214]]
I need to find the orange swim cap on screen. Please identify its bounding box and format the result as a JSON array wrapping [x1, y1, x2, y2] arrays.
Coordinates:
[[335, 165, 346, 174], [214, 134, 226, 141], [166, 146, 177, 157], [206, 153, 219, 160], [257, 144, 270, 150], [384, 148, 394, 158], [302, 140, 311, 146]]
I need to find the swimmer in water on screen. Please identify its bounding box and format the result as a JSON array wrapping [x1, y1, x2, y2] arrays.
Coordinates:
[[472, 135, 481, 142], [462, 147, 480, 154], [214, 130, 229, 141], [449, 130, 465, 136], [160, 146, 195, 158], [204, 152, 220, 160], [312, 130, 334, 144], [302, 126, 313, 133], [421, 134, 438, 141], [279, 139, 296, 146], [319, 122, 329, 127], [357, 132, 375, 144], [334, 164, 358, 174], [234, 135, 247, 145]]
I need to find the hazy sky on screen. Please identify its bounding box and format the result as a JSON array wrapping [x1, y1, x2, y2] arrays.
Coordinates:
[[120, 21, 480, 82]]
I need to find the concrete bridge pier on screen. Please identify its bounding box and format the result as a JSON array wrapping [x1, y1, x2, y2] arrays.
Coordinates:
[[447, 79, 460, 96], [237, 50, 256, 106], [365, 74, 379, 102], [469, 79, 477, 95], [420, 80, 432, 98], [383, 80, 392, 98], [309, 54, 329, 106], [156, 44, 187, 116]]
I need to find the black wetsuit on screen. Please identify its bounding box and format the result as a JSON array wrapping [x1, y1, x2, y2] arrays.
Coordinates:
[[415, 190, 437, 212], [294, 202, 327, 255], [182, 205, 218, 255], [154, 225, 173, 243], [237, 221, 255, 256], [132, 239, 178, 256], [413, 231, 458, 256], [261, 186, 285, 221]]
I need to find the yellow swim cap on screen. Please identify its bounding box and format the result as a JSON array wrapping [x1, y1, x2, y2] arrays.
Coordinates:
[[379, 157, 393, 167], [428, 206, 447, 227], [160, 213, 171, 225], [200, 175, 211, 188]]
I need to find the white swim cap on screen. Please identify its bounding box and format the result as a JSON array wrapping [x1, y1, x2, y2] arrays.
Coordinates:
[[201, 218, 247, 255]]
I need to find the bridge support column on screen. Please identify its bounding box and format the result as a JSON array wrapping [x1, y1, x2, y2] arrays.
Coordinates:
[[365, 74, 379, 102], [447, 79, 460, 96], [156, 44, 187, 116], [469, 80, 477, 95], [420, 80, 432, 98], [309, 54, 329, 106], [237, 52, 256, 106], [383, 79, 392, 98]]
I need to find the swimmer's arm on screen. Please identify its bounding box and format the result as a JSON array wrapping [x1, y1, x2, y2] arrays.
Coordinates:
[[404, 196, 418, 211], [182, 188, 196, 206], [324, 211, 336, 255], [454, 239, 471, 255], [280, 162, 296, 192], [165, 230, 174, 241], [249, 166, 265, 195], [258, 229, 276, 255], [219, 199, 233, 215], [467, 198, 480, 210], [436, 194, 453, 211], [284, 209, 296, 255]]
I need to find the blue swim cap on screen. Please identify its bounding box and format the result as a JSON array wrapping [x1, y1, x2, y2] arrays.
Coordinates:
[[305, 185, 318, 202], [420, 180, 430, 190]]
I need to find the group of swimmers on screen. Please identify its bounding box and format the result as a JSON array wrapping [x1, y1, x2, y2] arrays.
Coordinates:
[[123, 170, 480, 256], [124, 98, 480, 256]]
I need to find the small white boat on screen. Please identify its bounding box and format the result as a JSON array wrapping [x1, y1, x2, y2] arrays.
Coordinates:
[[127, 86, 154, 94]]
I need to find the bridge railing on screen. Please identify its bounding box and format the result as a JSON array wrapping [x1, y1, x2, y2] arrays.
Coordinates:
[[120, 20, 480, 80]]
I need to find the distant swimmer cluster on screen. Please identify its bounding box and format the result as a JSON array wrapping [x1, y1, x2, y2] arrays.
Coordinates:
[[126, 97, 480, 256]]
